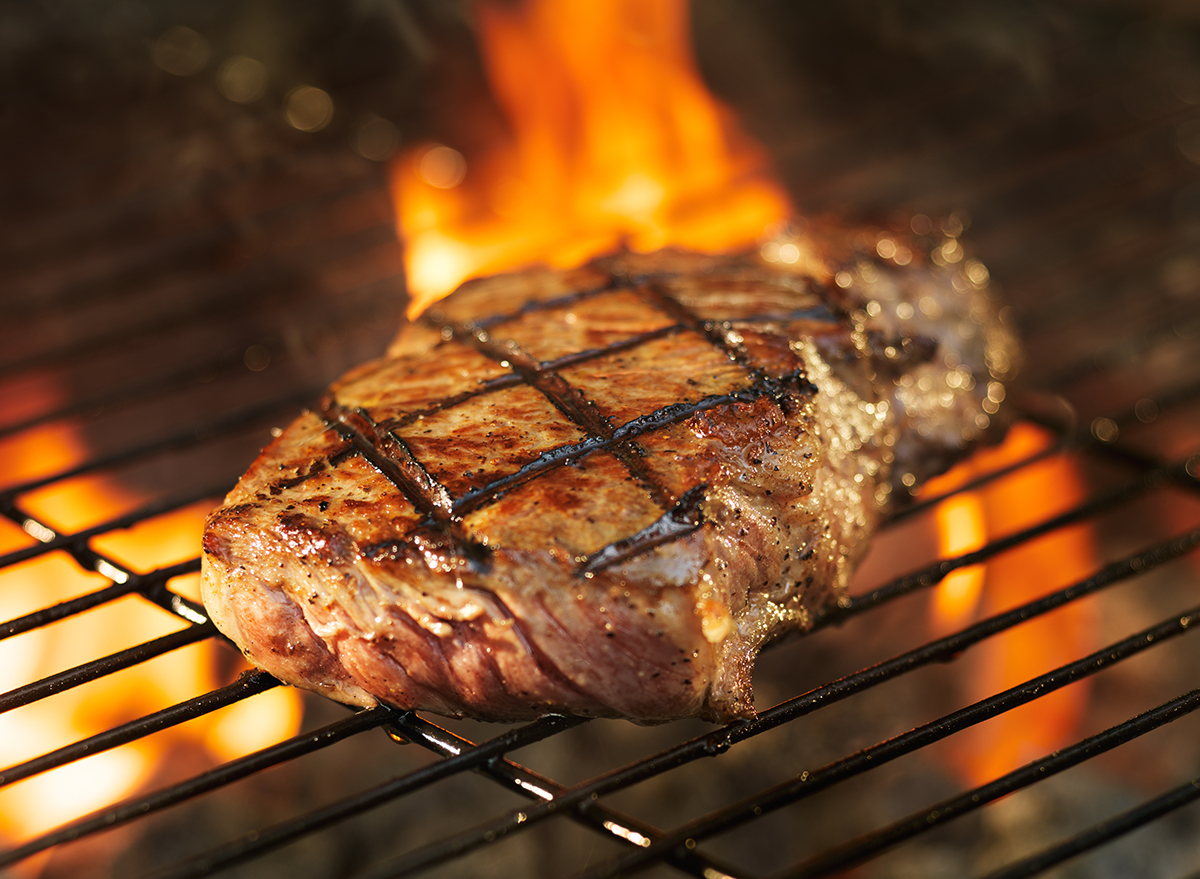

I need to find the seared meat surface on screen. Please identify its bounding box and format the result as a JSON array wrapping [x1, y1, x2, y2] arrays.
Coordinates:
[[201, 222, 1017, 722]]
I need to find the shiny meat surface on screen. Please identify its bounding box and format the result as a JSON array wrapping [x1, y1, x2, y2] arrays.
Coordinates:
[[201, 222, 1017, 722]]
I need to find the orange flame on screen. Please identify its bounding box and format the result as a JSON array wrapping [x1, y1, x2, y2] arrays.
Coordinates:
[[391, 0, 792, 316], [388, 0, 1097, 795], [0, 393, 303, 855], [926, 423, 1097, 786], [929, 490, 988, 632]]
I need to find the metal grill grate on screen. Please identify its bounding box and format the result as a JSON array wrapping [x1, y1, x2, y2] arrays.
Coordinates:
[[2, 375, 1199, 878], [4, 3, 1200, 878]]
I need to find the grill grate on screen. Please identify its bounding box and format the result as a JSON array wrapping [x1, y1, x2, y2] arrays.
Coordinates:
[[4, 3, 1200, 878], [2, 374, 1199, 877]]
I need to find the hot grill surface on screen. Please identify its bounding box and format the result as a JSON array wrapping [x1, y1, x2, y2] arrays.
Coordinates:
[[2, 3, 1200, 878]]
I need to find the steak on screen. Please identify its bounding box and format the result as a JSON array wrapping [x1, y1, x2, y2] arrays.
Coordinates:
[[200, 220, 1017, 723]]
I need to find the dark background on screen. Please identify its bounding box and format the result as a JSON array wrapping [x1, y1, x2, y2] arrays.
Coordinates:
[[2, 3, 1200, 877], [4, 0, 1200, 419]]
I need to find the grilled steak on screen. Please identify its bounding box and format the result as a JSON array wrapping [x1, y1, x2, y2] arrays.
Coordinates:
[[201, 220, 1017, 723]]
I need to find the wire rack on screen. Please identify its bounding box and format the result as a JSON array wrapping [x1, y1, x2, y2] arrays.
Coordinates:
[[3, 4, 1200, 878], [2, 369, 1200, 879]]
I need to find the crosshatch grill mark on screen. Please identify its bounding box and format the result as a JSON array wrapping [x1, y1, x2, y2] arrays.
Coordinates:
[[305, 268, 821, 569], [369, 325, 684, 435], [444, 322, 683, 512], [318, 400, 452, 522], [424, 274, 618, 330]]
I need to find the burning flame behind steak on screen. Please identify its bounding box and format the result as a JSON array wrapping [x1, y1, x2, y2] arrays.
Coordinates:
[[200, 232, 1017, 722], [200, 0, 1018, 722]]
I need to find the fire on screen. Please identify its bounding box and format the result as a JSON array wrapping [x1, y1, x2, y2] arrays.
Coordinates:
[[928, 488, 988, 632], [925, 423, 1097, 786], [389, 0, 1092, 795], [0, 397, 303, 855], [391, 0, 792, 315]]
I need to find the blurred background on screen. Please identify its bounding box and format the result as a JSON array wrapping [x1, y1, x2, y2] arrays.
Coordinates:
[[2, 2, 1200, 877]]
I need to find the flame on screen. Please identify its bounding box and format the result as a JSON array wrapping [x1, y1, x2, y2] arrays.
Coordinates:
[[391, 0, 792, 315], [928, 488, 988, 632], [0, 401, 303, 853], [925, 423, 1097, 786]]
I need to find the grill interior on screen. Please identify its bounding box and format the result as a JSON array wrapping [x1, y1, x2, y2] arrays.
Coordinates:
[[3, 2, 1200, 877]]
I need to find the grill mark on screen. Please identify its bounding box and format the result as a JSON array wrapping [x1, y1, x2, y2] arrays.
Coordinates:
[[356, 527, 483, 569], [328, 443, 358, 468], [632, 284, 853, 403], [376, 324, 683, 433], [422, 278, 616, 330], [373, 379, 522, 433], [267, 458, 327, 495], [358, 539, 409, 562], [445, 315, 681, 511], [468, 329, 616, 436], [581, 485, 708, 574], [262, 437, 355, 495], [538, 323, 683, 371], [319, 401, 494, 568], [637, 281, 764, 374], [452, 371, 814, 516], [733, 304, 843, 325], [320, 400, 452, 522]]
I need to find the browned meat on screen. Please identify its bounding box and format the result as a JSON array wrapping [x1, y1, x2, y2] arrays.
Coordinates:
[[200, 220, 1017, 723]]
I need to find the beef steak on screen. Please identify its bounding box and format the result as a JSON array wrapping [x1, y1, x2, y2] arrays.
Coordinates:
[[201, 223, 1017, 722]]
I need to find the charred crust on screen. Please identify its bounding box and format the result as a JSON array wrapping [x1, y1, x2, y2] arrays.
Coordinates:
[[268, 457, 331, 495], [319, 402, 452, 522], [581, 484, 708, 574], [451, 324, 681, 512], [201, 528, 232, 562]]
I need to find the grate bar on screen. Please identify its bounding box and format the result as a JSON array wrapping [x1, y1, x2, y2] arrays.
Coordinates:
[[2, 128, 378, 253], [893, 381, 1200, 526], [1, 559, 199, 640], [1, 485, 227, 571], [977, 778, 1200, 879], [0, 670, 279, 789], [5, 172, 386, 320], [0, 622, 217, 713], [0, 358, 268, 441], [0, 277, 402, 442], [830, 457, 1189, 625], [888, 440, 1064, 526], [373, 712, 745, 879], [354, 528, 1200, 878], [1090, 447, 1200, 504], [0, 705, 399, 870], [576, 602, 1200, 879], [1, 222, 399, 379], [0, 390, 317, 504], [775, 687, 1200, 878], [1038, 316, 1200, 392], [150, 700, 744, 879], [139, 714, 584, 879]]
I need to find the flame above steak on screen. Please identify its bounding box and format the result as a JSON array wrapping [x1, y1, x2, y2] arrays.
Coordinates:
[[391, 0, 792, 315]]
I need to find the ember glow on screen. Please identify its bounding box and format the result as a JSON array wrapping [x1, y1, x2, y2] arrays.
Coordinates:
[[0, 401, 303, 851], [391, 0, 792, 316], [925, 423, 1098, 786], [928, 486, 988, 632]]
